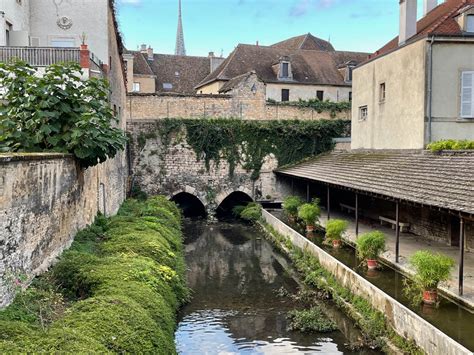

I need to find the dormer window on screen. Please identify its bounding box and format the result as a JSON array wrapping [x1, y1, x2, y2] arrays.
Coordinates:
[[277, 56, 292, 80], [467, 15, 474, 32], [281, 62, 289, 78]]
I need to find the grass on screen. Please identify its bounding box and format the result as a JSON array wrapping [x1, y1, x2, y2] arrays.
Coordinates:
[[0, 196, 188, 354]]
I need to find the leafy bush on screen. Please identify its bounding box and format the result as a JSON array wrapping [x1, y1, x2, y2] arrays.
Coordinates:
[[267, 98, 351, 118], [232, 205, 246, 218], [410, 251, 455, 290], [283, 196, 303, 218], [427, 139, 474, 152], [0, 60, 127, 168], [239, 202, 262, 222], [287, 306, 337, 333], [356, 231, 386, 260], [0, 196, 188, 354], [297, 203, 320, 226], [325, 219, 348, 242]]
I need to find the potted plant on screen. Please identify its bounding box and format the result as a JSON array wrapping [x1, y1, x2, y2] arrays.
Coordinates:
[[283, 196, 303, 222], [356, 231, 386, 269], [325, 219, 348, 248], [298, 202, 321, 232], [410, 251, 454, 305]]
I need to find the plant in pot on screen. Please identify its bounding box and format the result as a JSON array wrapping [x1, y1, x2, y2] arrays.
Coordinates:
[[410, 250, 454, 305], [355, 231, 386, 269], [283, 196, 303, 223], [297, 202, 321, 232], [325, 219, 348, 248]]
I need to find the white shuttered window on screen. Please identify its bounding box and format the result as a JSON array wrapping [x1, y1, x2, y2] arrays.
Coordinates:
[[461, 71, 474, 118]]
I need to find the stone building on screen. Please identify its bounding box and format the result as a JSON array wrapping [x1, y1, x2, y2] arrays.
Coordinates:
[[352, 0, 474, 150], [195, 34, 369, 102]]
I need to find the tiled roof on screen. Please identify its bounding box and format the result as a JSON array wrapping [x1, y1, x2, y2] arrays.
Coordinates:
[[219, 71, 257, 93], [271, 33, 335, 52], [130, 52, 212, 94], [276, 151, 474, 214], [370, 0, 474, 60], [196, 44, 369, 89]]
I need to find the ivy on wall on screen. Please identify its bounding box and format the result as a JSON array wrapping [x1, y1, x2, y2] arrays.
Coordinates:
[[138, 118, 350, 180], [267, 99, 351, 117]]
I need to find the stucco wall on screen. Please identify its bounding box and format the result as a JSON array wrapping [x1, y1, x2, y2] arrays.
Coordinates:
[[430, 41, 474, 142], [351, 40, 427, 150], [266, 83, 351, 102], [0, 0, 30, 45], [0, 153, 126, 307], [197, 81, 225, 95], [262, 210, 471, 355]]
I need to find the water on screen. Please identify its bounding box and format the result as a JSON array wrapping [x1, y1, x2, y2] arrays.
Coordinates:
[[270, 210, 474, 352], [175, 221, 381, 354]]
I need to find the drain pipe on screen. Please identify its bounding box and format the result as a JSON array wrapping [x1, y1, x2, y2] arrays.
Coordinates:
[[427, 36, 435, 145]]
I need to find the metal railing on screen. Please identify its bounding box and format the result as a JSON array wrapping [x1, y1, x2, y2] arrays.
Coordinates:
[[0, 47, 81, 66]]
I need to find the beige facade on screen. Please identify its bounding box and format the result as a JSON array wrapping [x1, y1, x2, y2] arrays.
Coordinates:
[[266, 83, 351, 102], [197, 81, 225, 95]]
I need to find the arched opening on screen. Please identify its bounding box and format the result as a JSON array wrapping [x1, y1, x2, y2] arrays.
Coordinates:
[[216, 191, 253, 220], [171, 192, 207, 218]]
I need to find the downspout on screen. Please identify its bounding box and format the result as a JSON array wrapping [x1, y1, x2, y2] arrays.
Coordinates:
[[427, 36, 435, 145]]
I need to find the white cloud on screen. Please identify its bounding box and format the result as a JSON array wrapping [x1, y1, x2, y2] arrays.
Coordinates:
[[119, 0, 142, 6]]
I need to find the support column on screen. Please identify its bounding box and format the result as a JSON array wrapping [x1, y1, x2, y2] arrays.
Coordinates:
[[355, 193, 359, 237], [395, 201, 400, 263], [459, 217, 465, 296], [306, 182, 310, 202], [327, 186, 331, 220]]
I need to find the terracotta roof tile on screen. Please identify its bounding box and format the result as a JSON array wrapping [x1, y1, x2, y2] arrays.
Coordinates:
[[271, 33, 335, 52]]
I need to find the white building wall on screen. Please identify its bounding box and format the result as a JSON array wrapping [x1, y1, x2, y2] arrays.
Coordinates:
[[266, 83, 352, 102], [0, 0, 30, 46]]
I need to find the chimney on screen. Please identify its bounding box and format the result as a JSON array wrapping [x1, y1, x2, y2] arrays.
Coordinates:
[[423, 0, 437, 16], [147, 46, 154, 60], [256, 40, 259, 47], [140, 44, 147, 53], [208, 51, 215, 58], [399, 0, 417, 45]]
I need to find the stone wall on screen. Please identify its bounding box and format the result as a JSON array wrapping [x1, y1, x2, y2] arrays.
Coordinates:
[[0, 153, 127, 307], [127, 121, 280, 212], [262, 210, 471, 355]]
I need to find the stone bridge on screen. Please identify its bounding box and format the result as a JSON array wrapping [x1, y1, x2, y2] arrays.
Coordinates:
[[127, 120, 281, 216]]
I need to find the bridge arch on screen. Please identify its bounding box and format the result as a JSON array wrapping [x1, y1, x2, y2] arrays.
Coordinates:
[[215, 189, 254, 219], [169, 189, 207, 218]]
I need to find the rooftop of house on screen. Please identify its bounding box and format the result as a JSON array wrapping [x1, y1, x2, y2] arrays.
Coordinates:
[[128, 51, 215, 95], [370, 0, 474, 61], [196, 34, 369, 90], [276, 150, 474, 215]]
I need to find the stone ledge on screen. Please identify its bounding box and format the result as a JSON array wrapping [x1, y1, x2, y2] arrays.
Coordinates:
[[0, 153, 73, 163]]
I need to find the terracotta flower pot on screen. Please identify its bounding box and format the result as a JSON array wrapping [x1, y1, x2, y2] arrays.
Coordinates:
[[80, 44, 88, 50], [306, 224, 315, 232], [367, 259, 378, 270], [288, 215, 296, 223], [332, 239, 342, 248], [422, 289, 438, 305]]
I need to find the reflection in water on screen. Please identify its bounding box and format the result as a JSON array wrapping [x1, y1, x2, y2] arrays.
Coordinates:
[[175, 221, 380, 354]]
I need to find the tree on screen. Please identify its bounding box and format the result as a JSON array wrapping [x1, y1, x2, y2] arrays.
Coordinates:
[[0, 60, 127, 168]]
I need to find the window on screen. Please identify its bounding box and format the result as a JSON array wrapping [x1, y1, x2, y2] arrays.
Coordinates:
[[347, 66, 354, 82], [379, 83, 386, 102], [461, 71, 474, 118], [5, 22, 12, 46], [132, 82, 140, 92], [281, 89, 290, 102], [349, 92, 352, 101], [316, 90, 324, 101], [359, 106, 368, 121], [467, 15, 474, 33], [163, 83, 173, 90], [50, 38, 75, 47], [281, 62, 289, 78]]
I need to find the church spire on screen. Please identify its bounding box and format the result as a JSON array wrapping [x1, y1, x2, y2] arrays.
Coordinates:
[[175, 0, 186, 56]]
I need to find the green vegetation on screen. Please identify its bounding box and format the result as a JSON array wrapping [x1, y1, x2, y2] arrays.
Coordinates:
[[409, 251, 455, 290], [325, 219, 348, 243], [0, 60, 127, 168], [267, 98, 351, 118], [234, 202, 262, 222], [138, 118, 350, 179], [297, 200, 321, 227], [287, 306, 337, 333], [0, 196, 188, 354], [283, 195, 304, 219], [427, 139, 474, 152], [355, 231, 386, 260]]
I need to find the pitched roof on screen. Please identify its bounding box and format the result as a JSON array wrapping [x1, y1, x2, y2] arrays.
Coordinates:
[[219, 71, 257, 93], [130, 52, 212, 94], [370, 0, 474, 60], [271, 33, 335, 52], [196, 44, 369, 89], [276, 150, 474, 214]]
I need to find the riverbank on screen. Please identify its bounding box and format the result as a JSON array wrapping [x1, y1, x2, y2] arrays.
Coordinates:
[[0, 196, 188, 354]]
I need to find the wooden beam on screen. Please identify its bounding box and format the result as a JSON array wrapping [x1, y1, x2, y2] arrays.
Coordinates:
[[459, 217, 465, 296], [355, 193, 359, 237], [395, 201, 400, 263]]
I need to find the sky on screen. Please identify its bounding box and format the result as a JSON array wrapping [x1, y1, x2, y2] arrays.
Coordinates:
[[116, 0, 428, 57]]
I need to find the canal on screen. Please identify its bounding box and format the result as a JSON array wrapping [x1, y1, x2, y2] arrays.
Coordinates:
[[175, 220, 381, 354]]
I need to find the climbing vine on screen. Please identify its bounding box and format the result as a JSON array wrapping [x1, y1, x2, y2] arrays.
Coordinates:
[[140, 118, 350, 180], [267, 99, 351, 117]]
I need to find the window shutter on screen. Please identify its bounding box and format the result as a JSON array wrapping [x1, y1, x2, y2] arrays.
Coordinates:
[[461, 71, 473, 118]]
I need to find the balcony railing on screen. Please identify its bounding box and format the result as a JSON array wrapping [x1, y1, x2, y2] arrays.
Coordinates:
[[0, 47, 80, 67]]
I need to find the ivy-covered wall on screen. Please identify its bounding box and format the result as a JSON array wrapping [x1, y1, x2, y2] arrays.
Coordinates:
[[127, 118, 350, 211]]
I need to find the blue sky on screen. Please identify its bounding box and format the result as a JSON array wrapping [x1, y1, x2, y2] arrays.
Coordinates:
[[117, 0, 427, 56]]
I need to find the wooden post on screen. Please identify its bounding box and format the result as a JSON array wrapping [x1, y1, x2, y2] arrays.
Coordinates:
[[395, 201, 400, 263], [459, 217, 465, 296], [327, 186, 331, 220], [355, 193, 359, 237], [306, 182, 310, 202]]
